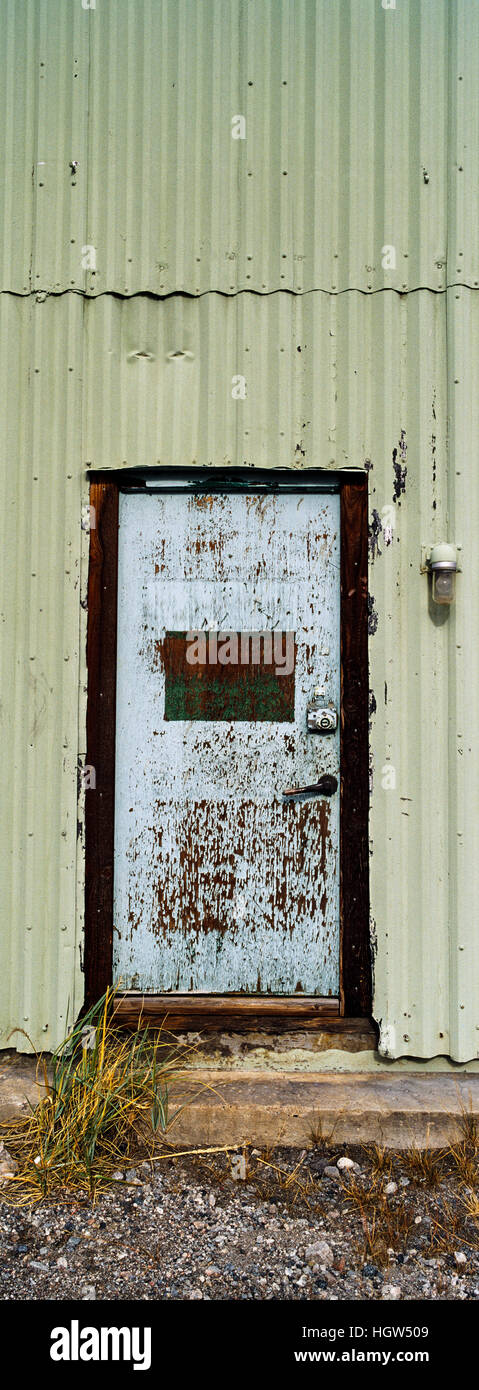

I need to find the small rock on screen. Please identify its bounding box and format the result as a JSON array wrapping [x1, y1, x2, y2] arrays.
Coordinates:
[[125, 1168, 140, 1182], [305, 1240, 334, 1267], [231, 1154, 247, 1181], [208, 1193, 216, 1209], [0, 1147, 17, 1182], [65, 1236, 81, 1249], [382, 1284, 402, 1300], [363, 1263, 380, 1278], [30, 1261, 49, 1272], [204, 1265, 221, 1276], [399, 1176, 410, 1187], [454, 1251, 467, 1266], [111, 1170, 124, 1181], [323, 1165, 340, 1179], [81, 1286, 96, 1300], [384, 1181, 398, 1195], [312, 1156, 332, 1176], [337, 1157, 357, 1172], [57, 1256, 68, 1269]]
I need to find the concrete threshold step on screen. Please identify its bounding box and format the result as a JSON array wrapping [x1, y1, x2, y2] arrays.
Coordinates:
[[166, 1071, 479, 1150], [1, 1054, 478, 1151]]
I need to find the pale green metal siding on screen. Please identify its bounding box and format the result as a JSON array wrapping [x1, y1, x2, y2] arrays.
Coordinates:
[[449, 3, 479, 287], [446, 287, 479, 1062], [3, 0, 478, 297], [0, 294, 86, 1052], [83, 289, 445, 476], [0, 1, 35, 293], [83, 0, 450, 295], [1, 0, 479, 1057]]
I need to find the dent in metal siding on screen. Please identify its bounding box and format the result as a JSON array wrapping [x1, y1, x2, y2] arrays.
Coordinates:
[[84, 289, 441, 475], [6, 0, 479, 295], [0, 295, 85, 1053]]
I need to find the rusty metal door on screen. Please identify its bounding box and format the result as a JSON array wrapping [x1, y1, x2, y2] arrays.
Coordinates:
[[113, 485, 340, 995]]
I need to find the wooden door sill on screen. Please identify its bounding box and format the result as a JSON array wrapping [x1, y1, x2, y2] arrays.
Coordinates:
[[113, 992, 376, 1043]]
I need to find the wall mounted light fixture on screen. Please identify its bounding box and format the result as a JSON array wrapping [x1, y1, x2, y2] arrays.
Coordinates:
[[428, 542, 458, 605]]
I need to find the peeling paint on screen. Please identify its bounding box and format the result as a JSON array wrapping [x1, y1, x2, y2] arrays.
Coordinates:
[[367, 594, 379, 635], [392, 430, 407, 505], [368, 507, 383, 560], [369, 690, 377, 729], [114, 490, 340, 995]]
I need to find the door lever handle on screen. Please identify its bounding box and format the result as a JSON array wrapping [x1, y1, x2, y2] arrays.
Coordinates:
[[283, 774, 338, 798]]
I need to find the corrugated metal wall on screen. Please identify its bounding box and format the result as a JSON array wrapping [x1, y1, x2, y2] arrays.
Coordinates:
[[1, 0, 478, 1059], [0, 294, 87, 1052], [3, 0, 478, 298]]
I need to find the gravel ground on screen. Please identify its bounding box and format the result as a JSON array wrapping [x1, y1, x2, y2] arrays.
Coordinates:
[[0, 1145, 478, 1302]]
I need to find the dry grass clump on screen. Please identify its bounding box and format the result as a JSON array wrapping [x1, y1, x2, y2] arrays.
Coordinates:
[[341, 1172, 413, 1265], [362, 1143, 392, 1179], [402, 1143, 444, 1188], [1, 988, 195, 1205], [250, 1148, 322, 1211], [448, 1141, 478, 1189]]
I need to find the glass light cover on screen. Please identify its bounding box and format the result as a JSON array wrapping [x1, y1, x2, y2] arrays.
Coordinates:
[[432, 569, 456, 605]]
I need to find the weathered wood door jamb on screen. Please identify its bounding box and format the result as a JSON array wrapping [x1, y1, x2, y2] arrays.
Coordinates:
[[84, 470, 371, 1035]]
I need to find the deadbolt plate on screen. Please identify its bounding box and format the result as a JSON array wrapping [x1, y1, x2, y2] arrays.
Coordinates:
[[307, 706, 338, 733]]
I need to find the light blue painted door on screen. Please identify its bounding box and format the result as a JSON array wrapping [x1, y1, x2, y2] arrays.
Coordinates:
[[113, 489, 340, 995]]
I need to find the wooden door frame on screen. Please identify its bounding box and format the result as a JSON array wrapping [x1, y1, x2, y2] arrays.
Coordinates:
[[84, 470, 372, 1034]]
